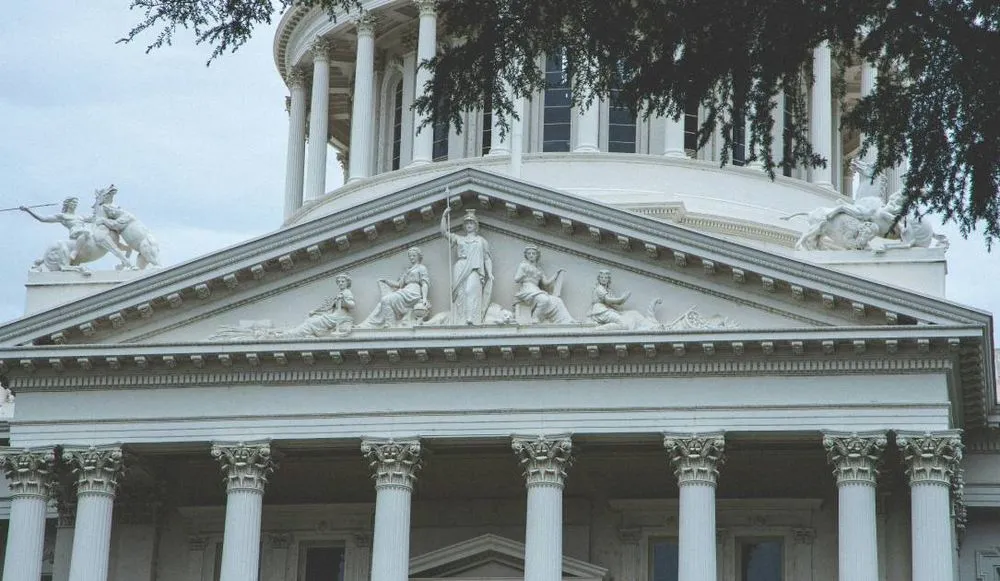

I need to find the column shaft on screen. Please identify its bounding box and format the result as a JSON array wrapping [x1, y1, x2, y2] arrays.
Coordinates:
[[67, 494, 115, 581], [410, 1, 437, 165], [524, 484, 563, 581], [810, 41, 833, 189], [283, 71, 308, 219], [677, 483, 717, 581], [400, 49, 417, 165], [2, 495, 48, 581], [219, 490, 264, 581], [370, 487, 412, 581], [574, 100, 600, 153], [348, 17, 376, 182], [911, 483, 952, 581], [488, 82, 511, 156], [305, 41, 332, 200], [663, 114, 686, 158], [838, 484, 879, 581]]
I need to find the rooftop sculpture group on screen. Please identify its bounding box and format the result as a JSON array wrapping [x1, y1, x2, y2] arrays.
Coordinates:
[[209, 209, 738, 341], [19, 185, 160, 274]]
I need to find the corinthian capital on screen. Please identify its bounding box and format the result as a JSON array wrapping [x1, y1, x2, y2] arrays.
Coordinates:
[[896, 430, 963, 487], [355, 12, 376, 36], [0, 447, 56, 498], [362, 439, 422, 490], [310, 38, 334, 62], [287, 67, 307, 89], [823, 431, 887, 486], [64, 445, 124, 497], [663, 432, 725, 486], [512, 434, 573, 487], [211, 441, 276, 494], [413, 0, 437, 16]]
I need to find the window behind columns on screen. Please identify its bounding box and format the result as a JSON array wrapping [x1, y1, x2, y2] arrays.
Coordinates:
[[649, 537, 679, 581], [738, 538, 782, 581], [391, 80, 404, 170], [543, 51, 572, 152], [782, 97, 794, 177], [608, 85, 637, 153], [731, 98, 747, 166], [683, 96, 699, 155], [482, 93, 493, 155], [301, 545, 346, 581], [432, 119, 449, 161]]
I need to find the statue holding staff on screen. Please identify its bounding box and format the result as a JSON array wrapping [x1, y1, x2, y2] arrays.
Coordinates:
[[440, 207, 493, 325]]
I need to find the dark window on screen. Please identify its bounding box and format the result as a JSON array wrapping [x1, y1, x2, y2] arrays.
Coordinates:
[[543, 51, 572, 152], [650, 537, 680, 581], [304, 546, 346, 581], [432, 119, 449, 161], [482, 93, 493, 155], [683, 97, 699, 154], [739, 539, 783, 581], [782, 96, 794, 177], [608, 88, 637, 153], [732, 99, 747, 166], [391, 80, 403, 170]]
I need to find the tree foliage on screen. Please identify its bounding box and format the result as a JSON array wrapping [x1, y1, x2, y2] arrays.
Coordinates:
[[122, 0, 1000, 244]]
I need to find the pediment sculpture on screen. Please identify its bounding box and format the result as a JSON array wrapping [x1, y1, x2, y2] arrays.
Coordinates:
[[19, 185, 161, 273], [783, 160, 948, 252]]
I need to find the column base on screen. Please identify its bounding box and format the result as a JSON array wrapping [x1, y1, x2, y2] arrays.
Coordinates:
[[663, 150, 687, 158], [487, 150, 510, 157], [812, 181, 836, 190]]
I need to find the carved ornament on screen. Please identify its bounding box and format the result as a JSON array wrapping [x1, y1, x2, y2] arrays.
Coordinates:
[[823, 431, 887, 486], [896, 430, 963, 487], [511, 435, 573, 487], [0, 447, 56, 498], [663, 433, 725, 486], [211, 441, 276, 494], [63, 445, 124, 497], [361, 438, 422, 490]]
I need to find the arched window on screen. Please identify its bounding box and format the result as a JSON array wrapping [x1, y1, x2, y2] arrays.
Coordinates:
[[543, 51, 572, 152], [391, 80, 403, 170]]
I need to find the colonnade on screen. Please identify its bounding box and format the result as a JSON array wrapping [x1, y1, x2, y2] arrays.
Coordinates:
[[0, 429, 962, 581], [280, 0, 846, 219]]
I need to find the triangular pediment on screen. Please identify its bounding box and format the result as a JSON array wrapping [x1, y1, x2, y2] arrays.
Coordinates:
[[0, 169, 993, 425], [409, 534, 607, 580]]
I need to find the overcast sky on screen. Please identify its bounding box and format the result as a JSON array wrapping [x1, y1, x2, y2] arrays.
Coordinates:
[[0, 3, 997, 338]]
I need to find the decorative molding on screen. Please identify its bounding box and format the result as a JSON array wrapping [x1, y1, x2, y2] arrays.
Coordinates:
[[211, 441, 276, 494], [896, 430, 964, 487], [0, 447, 56, 498], [361, 438, 422, 490], [663, 432, 725, 486], [512, 434, 573, 488], [310, 38, 334, 62], [63, 445, 124, 497], [975, 547, 1000, 581], [823, 431, 887, 486]]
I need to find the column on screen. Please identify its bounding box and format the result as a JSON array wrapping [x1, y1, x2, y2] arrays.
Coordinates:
[[770, 92, 785, 167], [859, 61, 877, 167], [363, 439, 422, 581], [663, 114, 686, 158], [410, 0, 437, 165], [574, 94, 600, 153], [212, 441, 276, 581], [897, 431, 963, 581], [809, 41, 834, 189], [305, 38, 333, 201], [663, 433, 725, 581], [488, 82, 512, 156], [823, 431, 887, 581], [512, 435, 573, 581], [65, 446, 124, 581], [348, 14, 377, 182], [0, 448, 55, 581], [400, 33, 417, 166], [283, 68, 308, 219]]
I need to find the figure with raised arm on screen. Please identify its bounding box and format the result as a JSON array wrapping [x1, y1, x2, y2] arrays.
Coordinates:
[[513, 245, 576, 324], [359, 247, 431, 328], [441, 208, 493, 325], [20, 197, 89, 263]]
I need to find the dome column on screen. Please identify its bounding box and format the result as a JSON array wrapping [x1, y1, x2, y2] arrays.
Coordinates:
[[348, 15, 377, 183], [663, 433, 725, 581], [410, 0, 438, 166], [305, 39, 333, 201], [663, 113, 687, 158], [65, 446, 124, 581], [283, 68, 308, 219], [363, 439, 422, 581], [488, 81, 512, 157], [809, 41, 834, 189], [897, 431, 963, 581], [823, 431, 886, 581], [212, 441, 276, 581], [512, 435, 573, 581], [0, 448, 56, 581]]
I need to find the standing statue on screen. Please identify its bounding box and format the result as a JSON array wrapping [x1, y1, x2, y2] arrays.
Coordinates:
[[20, 184, 160, 272], [359, 247, 431, 328], [441, 208, 493, 325], [513, 245, 576, 324]]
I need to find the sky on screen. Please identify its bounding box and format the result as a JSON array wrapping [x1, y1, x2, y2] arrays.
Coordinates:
[[0, 3, 997, 339]]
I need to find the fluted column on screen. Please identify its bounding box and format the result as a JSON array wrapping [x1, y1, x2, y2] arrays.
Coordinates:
[[283, 68, 309, 219], [512, 435, 573, 581], [574, 93, 600, 153], [410, 0, 437, 165], [363, 439, 422, 581], [488, 81, 512, 156], [0, 448, 55, 581], [810, 41, 833, 189], [663, 114, 686, 158], [305, 39, 333, 201], [897, 431, 963, 581], [212, 441, 276, 581], [663, 433, 725, 581], [65, 446, 124, 581], [348, 14, 377, 182], [823, 431, 887, 581]]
